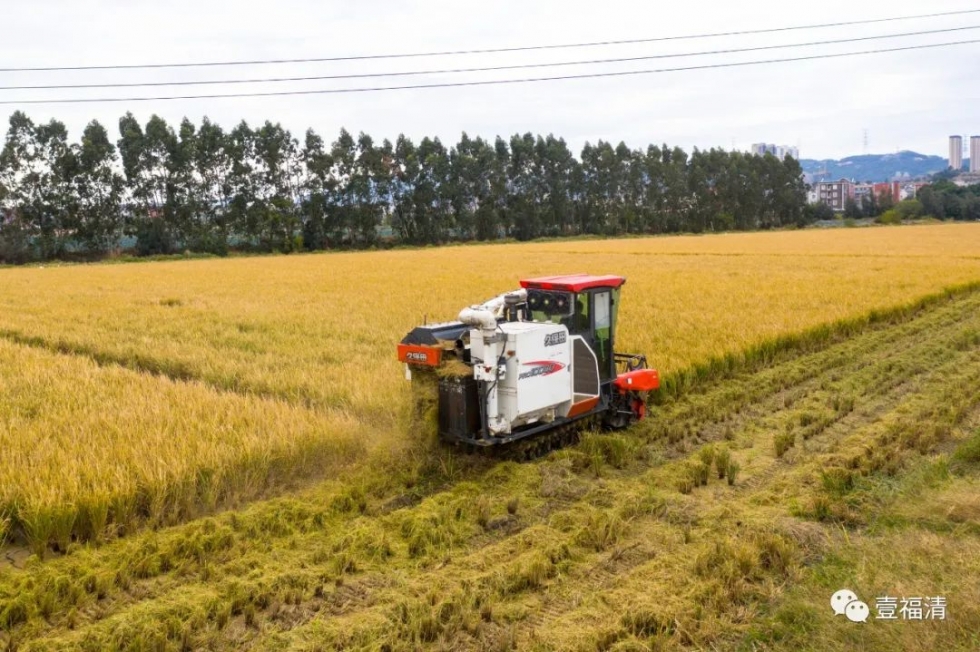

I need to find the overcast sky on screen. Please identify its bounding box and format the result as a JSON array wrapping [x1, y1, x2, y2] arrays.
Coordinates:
[[2, 1, 979, 160]]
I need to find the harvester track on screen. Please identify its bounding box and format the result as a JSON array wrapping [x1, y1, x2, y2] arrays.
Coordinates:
[[493, 418, 594, 462]]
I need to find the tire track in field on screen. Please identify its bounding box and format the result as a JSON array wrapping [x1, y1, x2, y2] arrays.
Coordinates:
[[219, 290, 980, 649], [649, 288, 980, 452], [9, 289, 980, 650], [55, 299, 980, 643], [732, 332, 973, 495], [513, 324, 980, 648], [344, 306, 980, 640]]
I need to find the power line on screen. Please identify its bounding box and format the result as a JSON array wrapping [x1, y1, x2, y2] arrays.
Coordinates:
[[1, 8, 978, 73], [1, 38, 975, 106], [1, 24, 974, 91]]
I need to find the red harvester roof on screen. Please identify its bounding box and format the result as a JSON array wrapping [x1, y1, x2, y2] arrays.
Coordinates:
[[520, 274, 626, 292]]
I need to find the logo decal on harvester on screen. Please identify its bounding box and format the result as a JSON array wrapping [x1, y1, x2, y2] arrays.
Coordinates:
[[544, 331, 567, 347], [406, 352, 429, 363], [519, 360, 566, 380]]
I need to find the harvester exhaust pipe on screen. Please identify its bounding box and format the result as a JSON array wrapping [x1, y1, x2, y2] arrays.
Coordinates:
[[458, 307, 498, 330], [457, 289, 527, 437], [458, 289, 526, 330]]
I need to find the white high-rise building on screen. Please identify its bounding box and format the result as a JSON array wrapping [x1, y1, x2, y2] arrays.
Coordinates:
[[971, 136, 980, 173], [949, 136, 963, 170], [750, 143, 798, 159]]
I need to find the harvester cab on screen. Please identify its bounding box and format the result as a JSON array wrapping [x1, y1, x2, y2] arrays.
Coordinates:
[[397, 274, 659, 452]]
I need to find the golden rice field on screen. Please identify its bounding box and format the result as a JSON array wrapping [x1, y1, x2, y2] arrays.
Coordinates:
[[4, 283, 980, 651], [0, 336, 367, 549], [1, 222, 980, 552]]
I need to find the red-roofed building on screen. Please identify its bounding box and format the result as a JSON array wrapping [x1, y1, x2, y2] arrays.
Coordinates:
[[873, 181, 927, 203]]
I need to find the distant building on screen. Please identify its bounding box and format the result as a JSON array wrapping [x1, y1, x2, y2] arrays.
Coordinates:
[[806, 185, 820, 205], [972, 137, 980, 174], [872, 182, 897, 204], [853, 183, 874, 208], [900, 182, 928, 201], [953, 173, 980, 187], [872, 181, 927, 203], [813, 179, 853, 211], [750, 143, 799, 160], [950, 136, 963, 171]]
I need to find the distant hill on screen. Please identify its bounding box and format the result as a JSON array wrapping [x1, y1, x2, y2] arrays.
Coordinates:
[[800, 151, 956, 183]]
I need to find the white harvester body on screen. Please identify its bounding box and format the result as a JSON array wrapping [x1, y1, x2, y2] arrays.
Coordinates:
[[469, 321, 576, 434]]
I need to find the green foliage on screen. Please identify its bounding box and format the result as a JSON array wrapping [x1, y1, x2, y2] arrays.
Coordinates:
[[914, 181, 980, 221], [726, 461, 741, 486], [951, 429, 980, 472], [679, 461, 711, 491], [714, 448, 732, 479], [134, 217, 174, 256], [698, 445, 716, 468], [862, 190, 880, 218], [820, 468, 855, 496], [576, 509, 626, 552], [580, 433, 639, 471], [878, 188, 896, 212], [876, 209, 902, 225], [774, 432, 796, 458], [0, 111, 813, 264], [894, 199, 924, 220], [811, 202, 835, 221], [694, 462, 710, 486], [0, 216, 35, 264], [917, 185, 944, 218]]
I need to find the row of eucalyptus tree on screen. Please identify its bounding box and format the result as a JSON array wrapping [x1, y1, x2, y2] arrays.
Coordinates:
[[0, 111, 808, 263]]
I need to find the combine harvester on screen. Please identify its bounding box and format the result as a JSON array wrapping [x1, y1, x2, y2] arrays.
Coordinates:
[[397, 274, 659, 457]]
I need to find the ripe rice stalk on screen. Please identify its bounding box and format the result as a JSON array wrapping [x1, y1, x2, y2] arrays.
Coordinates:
[[0, 338, 369, 551], [0, 225, 977, 545], [714, 448, 732, 479], [408, 367, 441, 448], [435, 358, 472, 379], [726, 461, 741, 486], [0, 510, 9, 547]]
